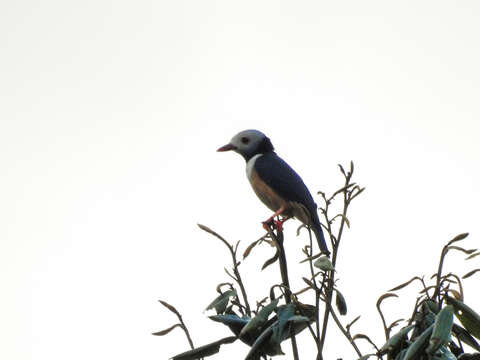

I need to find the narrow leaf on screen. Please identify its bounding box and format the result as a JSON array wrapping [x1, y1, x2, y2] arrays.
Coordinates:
[[152, 323, 182, 336], [388, 276, 422, 292], [403, 324, 434, 360], [335, 290, 348, 316], [302, 277, 315, 289], [463, 269, 480, 279], [262, 251, 279, 270], [427, 305, 454, 355], [197, 223, 217, 236], [243, 240, 259, 259], [346, 315, 361, 333], [170, 336, 237, 360], [447, 233, 469, 246], [436, 345, 457, 360], [378, 325, 414, 356], [240, 299, 279, 338], [245, 324, 277, 359], [215, 283, 233, 293], [448, 289, 462, 300], [159, 300, 181, 317], [209, 314, 248, 333], [447, 297, 480, 340], [452, 323, 480, 352], [465, 252, 480, 260], [387, 319, 404, 333], [357, 355, 377, 360], [377, 293, 399, 308], [448, 246, 477, 255], [205, 290, 236, 314]]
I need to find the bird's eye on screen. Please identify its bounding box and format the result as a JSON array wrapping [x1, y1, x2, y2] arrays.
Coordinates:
[[241, 137, 250, 144]]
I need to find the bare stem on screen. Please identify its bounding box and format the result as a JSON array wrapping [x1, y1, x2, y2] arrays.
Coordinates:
[[266, 225, 299, 360], [433, 245, 449, 302], [158, 300, 195, 350], [198, 224, 251, 316], [327, 303, 363, 357], [319, 165, 353, 353]]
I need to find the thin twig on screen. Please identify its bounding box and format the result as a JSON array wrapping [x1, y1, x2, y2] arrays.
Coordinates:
[[327, 302, 363, 357], [198, 224, 251, 316], [158, 300, 195, 350], [319, 162, 355, 354]]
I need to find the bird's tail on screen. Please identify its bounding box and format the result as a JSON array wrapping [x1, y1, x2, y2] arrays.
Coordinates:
[[312, 215, 330, 256]]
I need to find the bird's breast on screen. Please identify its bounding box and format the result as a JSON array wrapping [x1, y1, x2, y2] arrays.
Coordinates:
[[246, 158, 287, 213]]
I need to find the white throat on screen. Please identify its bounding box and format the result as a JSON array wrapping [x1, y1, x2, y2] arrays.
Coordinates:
[[246, 154, 263, 180]]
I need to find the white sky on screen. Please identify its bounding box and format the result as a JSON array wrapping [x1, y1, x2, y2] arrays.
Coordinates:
[[1, 1, 479, 359]]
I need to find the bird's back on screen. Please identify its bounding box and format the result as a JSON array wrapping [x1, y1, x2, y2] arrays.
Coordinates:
[[252, 152, 318, 215]]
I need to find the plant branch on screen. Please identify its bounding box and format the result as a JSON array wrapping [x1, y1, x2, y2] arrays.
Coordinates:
[[198, 224, 251, 317], [327, 302, 363, 357], [319, 162, 356, 354], [265, 225, 299, 360]]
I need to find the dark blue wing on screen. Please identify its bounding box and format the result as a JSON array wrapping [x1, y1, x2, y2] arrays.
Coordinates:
[[253, 152, 317, 213], [254, 152, 330, 255]]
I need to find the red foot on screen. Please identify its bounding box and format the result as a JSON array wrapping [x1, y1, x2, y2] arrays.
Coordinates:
[[262, 217, 287, 231], [273, 219, 284, 231]]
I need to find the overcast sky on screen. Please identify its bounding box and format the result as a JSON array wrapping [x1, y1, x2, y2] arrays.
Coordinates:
[[1, 1, 479, 359]]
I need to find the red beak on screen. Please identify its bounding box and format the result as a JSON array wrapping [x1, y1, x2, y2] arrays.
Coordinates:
[[217, 143, 237, 152]]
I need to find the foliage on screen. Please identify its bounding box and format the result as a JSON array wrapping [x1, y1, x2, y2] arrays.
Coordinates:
[[153, 162, 480, 360]]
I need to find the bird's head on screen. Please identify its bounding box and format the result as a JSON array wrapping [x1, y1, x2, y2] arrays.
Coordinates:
[[217, 129, 274, 161]]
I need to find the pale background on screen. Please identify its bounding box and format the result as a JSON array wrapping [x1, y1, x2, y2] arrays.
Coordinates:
[[1, 1, 479, 359]]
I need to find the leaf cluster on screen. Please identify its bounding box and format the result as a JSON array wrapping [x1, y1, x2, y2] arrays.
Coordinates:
[[374, 233, 480, 360], [153, 163, 480, 360]]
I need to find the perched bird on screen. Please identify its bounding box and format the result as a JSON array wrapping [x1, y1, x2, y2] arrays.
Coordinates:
[[217, 129, 330, 256]]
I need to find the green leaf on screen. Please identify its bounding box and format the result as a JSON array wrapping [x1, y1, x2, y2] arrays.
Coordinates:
[[240, 299, 278, 338], [244, 303, 313, 360], [447, 296, 480, 340], [245, 324, 277, 359], [452, 323, 480, 352], [403, 324, 433, 360], [313, 255, 335, 272], [335, 290, 348, 316], [434, 345, 457, 360], [205, 290, 236, 314], [457, 353, 480, 360], [270, 304, 296, 345], [170, 336, 237, 360], [427, 305, 454, 355], [424, 300, 441, 314], [209, 314, 249, 336], [394, 348, 407, 360], [378, 325, 415, 356]]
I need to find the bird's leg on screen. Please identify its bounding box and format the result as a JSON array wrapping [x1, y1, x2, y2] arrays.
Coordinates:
[[262, 206, 286, 230]]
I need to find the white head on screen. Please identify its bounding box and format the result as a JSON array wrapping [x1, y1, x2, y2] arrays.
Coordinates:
[[217, 129, 274, 161]]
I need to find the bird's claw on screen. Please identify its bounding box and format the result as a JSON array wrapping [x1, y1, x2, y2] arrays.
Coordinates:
[[262, 218, 284, 231], [262, 220, 273, 231], [273, 219, 284, 231]]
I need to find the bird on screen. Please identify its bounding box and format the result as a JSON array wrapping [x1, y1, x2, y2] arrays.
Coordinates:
[[217, 129, 330, 256]]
